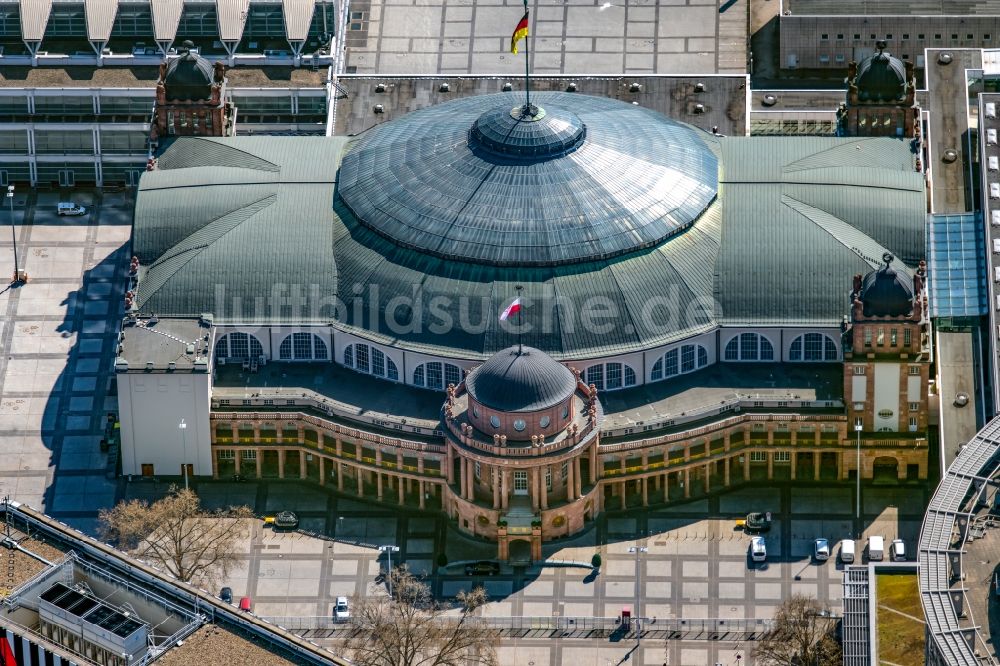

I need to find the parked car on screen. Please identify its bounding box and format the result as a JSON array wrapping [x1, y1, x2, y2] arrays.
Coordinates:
[[57, 202, 86, 216], [868, 535, 884, 561], [813, 538, 830, 561], [219, 586, 233, 603], [333, 596, 350, 621], [464, 560, 501, 576], [750, 536, 767, 562], [239, 596, 252, 612], [840, 539, 856, 564], [272, 510, 299, 530], [890, 539, 906, 562]]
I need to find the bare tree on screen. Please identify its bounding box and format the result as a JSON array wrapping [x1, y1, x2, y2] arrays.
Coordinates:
[[753, 594, 842, 666], [344, 566, 499, 666], [98, 486, 252, 587]]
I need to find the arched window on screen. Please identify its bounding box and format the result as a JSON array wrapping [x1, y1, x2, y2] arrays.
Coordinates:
[[649, 344, 709, 383], [278, 332, 329, 361], [583, 362, 638, 391], [412, 361, 463, 390], [342, 343, 399, 380], [788, 333, 839, 361], [214, 332, 264, 361], [723, 333, 775, 361]]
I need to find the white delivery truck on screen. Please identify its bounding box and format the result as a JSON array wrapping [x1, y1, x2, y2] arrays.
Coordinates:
[[840, 539, 856, 563], [868, 535, 884, 561]]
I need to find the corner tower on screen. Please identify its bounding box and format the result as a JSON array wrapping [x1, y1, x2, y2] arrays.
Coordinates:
[[838, 41, 918, 138], [150, 41, 236, 143], [843, 254, 930, 471]]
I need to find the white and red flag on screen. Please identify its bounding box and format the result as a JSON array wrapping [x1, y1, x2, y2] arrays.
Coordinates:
[[499, 298, 522, 321]]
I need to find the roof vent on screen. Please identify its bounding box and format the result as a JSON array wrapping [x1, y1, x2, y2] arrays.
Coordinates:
[[566, 82, 577, 92], [374, 104, 384, 114], [145, 361, 154, 371], [148, 314, 158, 325], [439, 82, 450, 92], [186, 344, 195, 354], [942, 148, 958, 163], [199, 313, 214, 327], [114, 358, 129, 372], [502, 81, 513, 91], [375, 82, 386, 93], [938, 52, 953, 65], [168, 361, 176, 371], [694, 82, 706, 92], [762, 94, 778, 107], [629, 82, 641, 92], [693, 103, 705, 113]]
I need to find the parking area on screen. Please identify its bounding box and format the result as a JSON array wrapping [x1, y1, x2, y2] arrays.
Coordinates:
[[344, 0, 748, 76], [132, 478, 927, 666], [0, 187, 129, 527]]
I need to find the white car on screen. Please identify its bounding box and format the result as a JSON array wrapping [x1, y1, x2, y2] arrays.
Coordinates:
[[750, 536, 767, 562], [57, 202, 86, 216], [333, 596, 350, 622], [813, 538, 830, 561], [890, 539, 906, 561]]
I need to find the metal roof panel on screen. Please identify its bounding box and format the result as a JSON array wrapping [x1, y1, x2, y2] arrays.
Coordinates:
[[18, 0, 52, 41], [84, 0, 119, 42], [215, 0, 251, 42], [282, 0, 316, 41], [151, 0, 184, 42]]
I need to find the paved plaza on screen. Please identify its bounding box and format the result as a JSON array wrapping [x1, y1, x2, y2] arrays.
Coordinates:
[[0, 189, 128, 528], [124, 478, 930, 666], [344, 0, 748, 75]]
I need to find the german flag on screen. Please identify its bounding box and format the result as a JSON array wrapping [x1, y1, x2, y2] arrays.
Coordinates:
[[510, 11, 529, 54]]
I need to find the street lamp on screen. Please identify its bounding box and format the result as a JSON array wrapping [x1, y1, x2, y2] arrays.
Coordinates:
[[6, 185, 17, 284], [179, 419, 189, 490], [379, 545, 400, 596], [854, 422, 863, 532], [628, 544, 648, 646]]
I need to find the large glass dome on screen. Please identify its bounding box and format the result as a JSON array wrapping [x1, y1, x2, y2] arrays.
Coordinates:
[[338, 92, 718, 267]]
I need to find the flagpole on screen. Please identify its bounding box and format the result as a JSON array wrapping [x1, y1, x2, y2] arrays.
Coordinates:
[[516, 284, 523, 354], [522, 0, 531, 114]]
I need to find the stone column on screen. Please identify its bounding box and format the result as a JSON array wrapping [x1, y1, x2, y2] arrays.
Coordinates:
[[234, 451, 241, 475], [790, 429, 797, 447], [567, 459, 575, 501], [419, 480, 426, 509], [590, 444, 598, 483], [492, 466, 500, 509], [767, 453, 774, 480], [278, 449, 286, 479], [255, 454, 262, 478], [502, 470, 510, 510], [417, 456, 425, 474], [574, 457, 582, 498], [211, 450, 219, 479], [743, 454, 750, 481], [445, 444, 453, 484], [299, 451, 306, 479], [723, 457, 730, 486], [338, 462, 344, 491], [683, 468, 690, 498], [790, 451, 797, 480], [377, 472, 384, 501], [530, 468, 540, 512], [663, 472, 669, 502], [620, 481, 626, 509], [232, 425, 239, 443], [541, 466, 548, 510], [335, 438, 343, 457], [814, 453, 821, 481], [398, 476, 405, 505], [319, 457, 325, 485], [704, 463, 710, 493], [641, 477, 648, 506], [357, 467, 364, 497]]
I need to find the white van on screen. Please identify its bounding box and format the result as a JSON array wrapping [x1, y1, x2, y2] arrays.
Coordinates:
[[840, 539, 856, 564], [990, 156, 999, 171], [890, 539, 906, 561], [993, 210, 1000, 226], [868, 535, 884, 561], [989, 102, 998, 119], [993, 239, 1000, 254], [994, 266, 1000, 282], [989, 128, 998, 145], [991, 182, 1000, 199]]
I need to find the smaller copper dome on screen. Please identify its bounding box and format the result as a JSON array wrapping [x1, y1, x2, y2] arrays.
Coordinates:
[[855, 44, 907, 103], [860, 253, 914, 317], [466, 346, 577, 413], [164, 41, 214, 101]]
